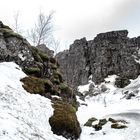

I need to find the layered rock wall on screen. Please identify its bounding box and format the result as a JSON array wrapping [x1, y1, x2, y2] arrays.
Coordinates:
[[56, 30, 140, 87]]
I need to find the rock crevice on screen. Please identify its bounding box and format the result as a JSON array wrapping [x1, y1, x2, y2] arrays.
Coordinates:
[[56, 30, 140, 87]]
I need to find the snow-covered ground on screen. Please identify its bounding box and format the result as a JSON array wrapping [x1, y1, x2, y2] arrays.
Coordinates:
[[0, 62, 66, 140], [77, 75, 140, 140], [1, 62, 140, 140]]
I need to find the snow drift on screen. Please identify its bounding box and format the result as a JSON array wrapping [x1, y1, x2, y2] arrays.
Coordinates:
[[0, 62, 66, 140], [77, 75, 140, 140]]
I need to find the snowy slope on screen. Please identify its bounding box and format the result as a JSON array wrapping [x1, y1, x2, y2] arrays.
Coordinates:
[[0, 62, 66, 140], [1, 62, 140, 140], [77, 75, 140, 140]]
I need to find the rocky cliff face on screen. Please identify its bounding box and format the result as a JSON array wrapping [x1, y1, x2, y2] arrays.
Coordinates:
[[56, 30, 140, 88], [56, 38, 89, 87], [0, 21, 81, 140]]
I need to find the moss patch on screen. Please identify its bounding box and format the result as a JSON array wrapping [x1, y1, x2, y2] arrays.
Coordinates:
[[38, 51, 49, 61], [29, 47, 42, 62], [59, 83, 73, 99], [0, 28, 23, 39], [53, 70, 63, 82], [24, 67, 40, 76], [49, 100, 81, 140], [20, 76, 45, 94]]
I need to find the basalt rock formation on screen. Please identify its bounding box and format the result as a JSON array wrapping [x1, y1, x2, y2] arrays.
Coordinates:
[[56, 30, 140, 88], [0, 21, 81, 140]]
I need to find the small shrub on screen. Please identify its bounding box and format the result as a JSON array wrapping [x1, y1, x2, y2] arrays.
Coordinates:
[[49, 100, 81, 140]]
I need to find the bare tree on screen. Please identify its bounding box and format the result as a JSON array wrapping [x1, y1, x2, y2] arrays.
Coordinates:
[[28, 11, 54, 46], [12, 11, 23, 34], [50, 38, 60, 54]]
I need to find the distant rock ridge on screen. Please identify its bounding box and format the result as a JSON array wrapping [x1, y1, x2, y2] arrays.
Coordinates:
[[56, 30, 140, 88]]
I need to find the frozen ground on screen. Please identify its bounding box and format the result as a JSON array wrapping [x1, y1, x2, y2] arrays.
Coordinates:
[[77, 75, 140, 140], [1, 62, 140, 140], [0, 62, 66, 140]]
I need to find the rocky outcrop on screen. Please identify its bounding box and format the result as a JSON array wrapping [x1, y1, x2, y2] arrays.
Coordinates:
[[0, 21, 34, 68], [56, 30, 140, 87], [37, 44, 54, 57], [56, 38, 89, 87], [0, 21, 81, 139]]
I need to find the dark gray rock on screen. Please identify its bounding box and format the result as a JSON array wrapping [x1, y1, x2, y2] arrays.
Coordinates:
[[56, 30, 140, 87], [0, 21, 34, 68], [37, 44, 54, 57], [56, 38, 89, 87]]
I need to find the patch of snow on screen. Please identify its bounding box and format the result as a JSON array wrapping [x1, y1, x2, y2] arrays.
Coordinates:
[[77, 75, 140, 140], [0, 62, 66, 140], [18, 53, 26, 61]]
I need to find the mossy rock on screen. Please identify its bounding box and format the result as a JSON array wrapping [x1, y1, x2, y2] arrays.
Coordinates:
[[99, 119, 107, 126], [38, 51, 49, 61], [50, 57, 56, 64], [59, 83, 73, 99], [84, 117, 97, 127], [49, 100, 81, 140], [30, 46, 43, 62], [111, 123, 127, 129], [49, 63, 57, 69], [53, 70, 63, 82], [59, 83, 69, 90], [24, 67, 40, 76], [20, 76, 45, 94], [115, 77, 130, 88], [108, 118, 117, 123], [93, 124, 102, 131], [52, 78, 60, 85], [44, 79, 54, 92], [0, 28, 23, 39], [0, 21, 12, 30]]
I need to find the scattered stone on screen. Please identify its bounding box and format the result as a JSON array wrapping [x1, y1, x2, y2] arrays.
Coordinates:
[[108, 118, 117, 123], [100, 84, 108, 92], [111, 123, 127, 129], [99, 119, 107, 126], [90, 133, 95, 135], [126, 92, 136, 99], [93, 124, 102, 131], [84, 117, 98, 127]]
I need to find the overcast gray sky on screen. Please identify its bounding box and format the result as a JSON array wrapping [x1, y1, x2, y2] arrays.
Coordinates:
[[0, 0, 140, 51]]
